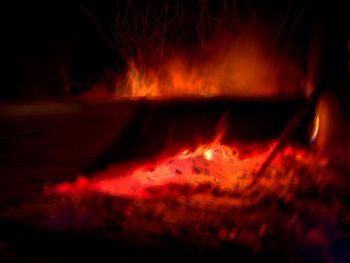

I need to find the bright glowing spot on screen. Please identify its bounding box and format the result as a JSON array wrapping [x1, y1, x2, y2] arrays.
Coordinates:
[[296, 153, 303, 160], [57, 182, 70, 193], [181, 149, 190, 155], [310, 112, 320, 143], [204, 149, 213, 160]]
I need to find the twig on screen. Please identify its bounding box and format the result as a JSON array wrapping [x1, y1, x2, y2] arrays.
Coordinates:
[[249, 90, 319, 189], [79, 3, 114, 47]]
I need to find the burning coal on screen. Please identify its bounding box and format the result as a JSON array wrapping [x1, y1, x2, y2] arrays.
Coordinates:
[[2, 131, 349, 262]]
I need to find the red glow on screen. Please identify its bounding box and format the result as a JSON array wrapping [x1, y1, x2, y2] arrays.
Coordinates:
[[49, 139, 322, 202], [11, 138, 349, 256]]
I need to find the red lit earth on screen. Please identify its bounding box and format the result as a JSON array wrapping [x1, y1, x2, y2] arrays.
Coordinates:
[[2, 141, 350, 262]]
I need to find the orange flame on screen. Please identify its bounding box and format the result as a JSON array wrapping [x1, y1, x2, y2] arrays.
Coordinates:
[[116, 39, 304, 98]]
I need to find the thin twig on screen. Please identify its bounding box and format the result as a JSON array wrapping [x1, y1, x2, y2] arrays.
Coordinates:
[[79, 3, 114, 47]]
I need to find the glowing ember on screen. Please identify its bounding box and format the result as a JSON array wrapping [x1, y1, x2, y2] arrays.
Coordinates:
[[49, 140, 321, 202], [203, 149, 213, 160], [92, 142, 266, 198], [3, 139, 350, 261], [53, 142, 264, 198]]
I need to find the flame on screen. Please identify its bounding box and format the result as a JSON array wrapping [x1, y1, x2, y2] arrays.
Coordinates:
[[116, 39, 304, 98]]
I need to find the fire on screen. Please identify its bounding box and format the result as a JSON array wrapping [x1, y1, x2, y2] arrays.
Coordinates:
[[14, 137, 345, 256], [115, 39, 304, 98], [77, 1, 306, 99], [50, 138, 318, 201]]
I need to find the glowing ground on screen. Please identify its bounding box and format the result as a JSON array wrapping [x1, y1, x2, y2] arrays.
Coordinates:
[[1, 141, 350, 262]]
